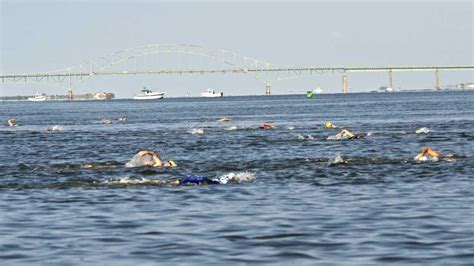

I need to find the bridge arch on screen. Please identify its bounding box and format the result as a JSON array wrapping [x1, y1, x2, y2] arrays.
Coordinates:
[[71, 44, 280, 80]]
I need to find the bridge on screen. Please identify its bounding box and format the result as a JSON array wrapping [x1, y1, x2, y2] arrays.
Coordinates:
[[1, 44, 473, 96]]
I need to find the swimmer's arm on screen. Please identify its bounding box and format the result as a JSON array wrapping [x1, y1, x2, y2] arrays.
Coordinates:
[[165, 179, 180, 186], [414, 152, 425, 160], [341, 129, 354, 138], [426, 149, 440, 159], [138, 151, 152, 156]]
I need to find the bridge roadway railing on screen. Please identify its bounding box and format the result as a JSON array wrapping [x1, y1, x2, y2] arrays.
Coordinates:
[[2, 65, 474, 83]]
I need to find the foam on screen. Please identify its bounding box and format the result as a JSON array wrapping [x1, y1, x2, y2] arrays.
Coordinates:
[[190, 128, 204, 134], [102, 176, 164, 185], [217, 171, 256, 183], [328, 154, 347, 165]]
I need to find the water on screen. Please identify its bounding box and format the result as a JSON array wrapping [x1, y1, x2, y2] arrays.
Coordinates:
[[1, 91, 473, 264]]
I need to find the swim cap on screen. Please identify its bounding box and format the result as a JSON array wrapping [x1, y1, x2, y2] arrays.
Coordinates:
[[167, 160, 177, 167], [324, 122, 333, 128]]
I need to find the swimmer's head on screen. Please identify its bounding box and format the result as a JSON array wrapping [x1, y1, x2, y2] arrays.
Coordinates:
[[7, 118, 17, 127], [324, 121, 333, 129], [260, 122, 274, 129], [165, 160, 177, 167], [218, 117, 230, 122]]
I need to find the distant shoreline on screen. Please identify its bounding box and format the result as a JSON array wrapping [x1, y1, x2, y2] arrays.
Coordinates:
[[1, 88, 472, 101]]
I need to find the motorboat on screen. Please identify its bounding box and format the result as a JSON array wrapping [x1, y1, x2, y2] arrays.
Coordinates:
[[28, 92, 47, 102], [200, 88, 222, 98], [133, 87, 165, 100]]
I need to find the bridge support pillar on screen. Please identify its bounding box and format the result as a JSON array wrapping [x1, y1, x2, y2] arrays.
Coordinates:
[[435, 69, 440, 90], [342, 73, 348, 94], [388, 69, 393, 89], [265, 83, 271, 95], [67, 74, 74, 100], [67, 88, 74, 100]]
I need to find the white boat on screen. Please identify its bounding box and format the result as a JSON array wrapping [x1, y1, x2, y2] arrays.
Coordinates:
[[133, 88, 165, 100], [379, 86, 394, 93], [200, 88, 222, 98], [313, 87, 323, 94], [28, 92, 47, 102]]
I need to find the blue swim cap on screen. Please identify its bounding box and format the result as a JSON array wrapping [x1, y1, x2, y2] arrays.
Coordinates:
[[180, 176, 219, 185]]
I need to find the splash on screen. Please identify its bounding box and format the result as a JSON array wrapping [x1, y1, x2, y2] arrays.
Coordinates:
[[190, 128, 204, 134], [225, 125, 238, 131], [328, 154, 347, 165], [414, 155, 439, 162], [102, 176, 165, 185], [416, 127, 430, 134], [298, 134, 315, 141], [216, 171, 256, 184]]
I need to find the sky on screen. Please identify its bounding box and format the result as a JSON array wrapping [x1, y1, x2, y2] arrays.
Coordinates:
[[1, 0, 473, 97]]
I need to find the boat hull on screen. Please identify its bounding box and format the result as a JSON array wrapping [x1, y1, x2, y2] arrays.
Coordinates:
[[200, 93, 221, 98], [133, 93, 165, 100], [27, 97, 47, 102]]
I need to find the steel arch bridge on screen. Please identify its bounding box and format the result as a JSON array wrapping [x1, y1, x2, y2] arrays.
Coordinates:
[[1, 44, 283, 85], [1, 43, 474, 93]]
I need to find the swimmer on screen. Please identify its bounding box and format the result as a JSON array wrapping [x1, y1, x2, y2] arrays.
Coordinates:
[[105, 176, 221, 186], [324, 121, 336, 129], [101, 119, 113, 124], [287, 126, 295, 130], [125, 150, 177, 168], [105, 172, 255, 186], [171, 172, 255, 185], [43, 125, 63, 132], [260, 122, 274, 129], [176, 176, 220, 185], [331, 129, 365, 140], [414, 147, 441, 162], [217, 117, 230, 122], [225, 125, 238, 131], [118, 116, 128, 122], [7, 118, 17, 127]]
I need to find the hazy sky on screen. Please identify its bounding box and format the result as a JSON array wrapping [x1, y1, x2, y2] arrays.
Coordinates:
[[1, 0, 473, 97]]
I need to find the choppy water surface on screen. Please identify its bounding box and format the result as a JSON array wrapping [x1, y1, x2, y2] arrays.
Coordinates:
[[1, 91, 473, 264]]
